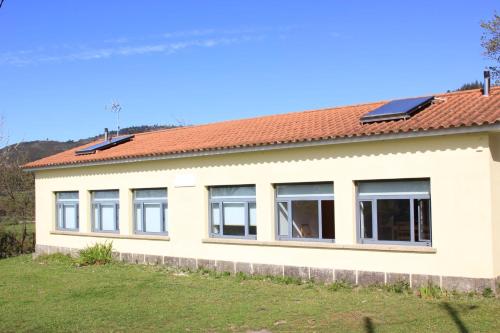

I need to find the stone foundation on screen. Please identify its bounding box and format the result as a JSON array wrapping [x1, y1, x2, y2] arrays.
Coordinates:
[[34, 244, 498, 293]]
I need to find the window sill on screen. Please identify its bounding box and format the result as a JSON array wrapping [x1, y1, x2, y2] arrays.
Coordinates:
[[50, 230, 170, 241], [201, 238, 436, 253]]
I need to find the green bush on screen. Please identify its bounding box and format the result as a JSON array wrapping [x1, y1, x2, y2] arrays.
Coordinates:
[[328, 280, 353, 291], [482, 287, 495, 298], [0, 231, 19, 259], [77, 242, 114, 266], [385, 280, 411, 294], [0, 224, 35, 258], [418, 282, 443, 299]]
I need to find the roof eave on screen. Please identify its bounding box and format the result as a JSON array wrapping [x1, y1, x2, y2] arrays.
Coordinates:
[[24, 123, 500, 172]]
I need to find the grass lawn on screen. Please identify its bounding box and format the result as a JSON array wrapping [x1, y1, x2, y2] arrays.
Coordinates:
[[0, 255, 499, 332]]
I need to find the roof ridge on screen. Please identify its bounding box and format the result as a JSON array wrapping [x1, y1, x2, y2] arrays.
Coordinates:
[[129, 100, 385, 138], [23, 85, 500, 170], [132, 87, 499, 139]]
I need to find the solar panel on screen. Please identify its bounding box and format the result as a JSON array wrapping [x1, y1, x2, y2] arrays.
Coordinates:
[[75, 135, 134, 155], [360, 96, 434, 123]]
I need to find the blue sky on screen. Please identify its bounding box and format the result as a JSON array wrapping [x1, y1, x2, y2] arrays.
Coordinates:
[[0, 1, 498, 144]]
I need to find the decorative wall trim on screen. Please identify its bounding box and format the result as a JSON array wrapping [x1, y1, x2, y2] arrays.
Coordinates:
[[34, 244, 497, 293], [50, 230, 170, 241], [201, 238, 437, 253]]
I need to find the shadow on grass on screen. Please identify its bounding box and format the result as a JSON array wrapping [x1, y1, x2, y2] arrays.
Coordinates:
[[363, 316, 375, 333], [440, 302, 478, 333]]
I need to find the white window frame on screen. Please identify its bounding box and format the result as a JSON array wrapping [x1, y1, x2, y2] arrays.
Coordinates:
[[275, 182, 335, 243], [91, 190, 120, 233], [209, 185, 256, 239], [356, 179, 432, 246], [133, 188, 168, 235], [55, 192, 79, 231]]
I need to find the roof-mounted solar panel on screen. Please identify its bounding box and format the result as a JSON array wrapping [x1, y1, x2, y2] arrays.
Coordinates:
[[360, 96, 434, 123], [75, 135, 134, 155]]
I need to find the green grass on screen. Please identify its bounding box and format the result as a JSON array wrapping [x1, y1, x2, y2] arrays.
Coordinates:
[[0, 255, 499, 332]]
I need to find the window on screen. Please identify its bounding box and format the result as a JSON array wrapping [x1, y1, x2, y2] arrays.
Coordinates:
[[276, 183, 335, 242], [92, 190, 119, 232], [357, 180, 431, 246], [56, 192, 79, 230], [209, 185, 256, 238], [134, 189, 168, 234]]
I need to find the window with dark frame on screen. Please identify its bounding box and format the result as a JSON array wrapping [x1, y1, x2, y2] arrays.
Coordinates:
[[357, 180, 431, 246], [56, 191, 79, 231], [209, 185, 256, 239], [91, 190, 120, 232], [276, 183, 335, 242], [133, 188, 168, 235]]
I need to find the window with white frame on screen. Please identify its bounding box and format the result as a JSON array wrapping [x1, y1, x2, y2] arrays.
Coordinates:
[[56, 191, 79, 230], [357, 180, 431, 246], [276, 183, 335, 241], [92, 190, 119, 232], [209, 185, 256, 238], [134, 188, 168, 234]]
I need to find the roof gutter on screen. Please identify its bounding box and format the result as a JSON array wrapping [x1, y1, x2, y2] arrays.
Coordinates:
[[24, 123, 500, 172]]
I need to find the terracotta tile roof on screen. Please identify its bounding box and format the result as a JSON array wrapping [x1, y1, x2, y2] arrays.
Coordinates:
[[24, 87, 500, 169]]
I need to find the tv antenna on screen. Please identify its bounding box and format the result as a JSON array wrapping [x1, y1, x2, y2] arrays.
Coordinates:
[[106, 100, 122, 136]]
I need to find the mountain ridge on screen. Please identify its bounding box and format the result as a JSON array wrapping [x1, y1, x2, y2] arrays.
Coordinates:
[[1, 124, 179, 164]]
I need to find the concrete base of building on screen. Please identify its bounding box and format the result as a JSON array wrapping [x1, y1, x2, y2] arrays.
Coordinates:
[[34, 244, 498, 293]]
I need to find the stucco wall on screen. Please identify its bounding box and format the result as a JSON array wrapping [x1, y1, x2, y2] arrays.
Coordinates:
[[34, 133, 496, 279], [489, 134, 500, 277]]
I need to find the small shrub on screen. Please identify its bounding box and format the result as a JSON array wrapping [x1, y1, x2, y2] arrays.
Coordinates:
[[0, 231, 19, 259], [268, 275, 302, 285], [482, 287, 494, 298], [328, 280, 353, 291], [385, 281, 411, 294], [418, 282, 443, 299], [235, 271, 249, 282], [234, 272, 302, 285], [77, 242, 113, 266]]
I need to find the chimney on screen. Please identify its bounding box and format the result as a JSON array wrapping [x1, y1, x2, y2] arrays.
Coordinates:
[[104, 128, 109, 141], [484, 68, 491, 96]]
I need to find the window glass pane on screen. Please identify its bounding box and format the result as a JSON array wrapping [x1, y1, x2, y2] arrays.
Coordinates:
[[277, 183, 333, 197], [321, 200, 335, 239], [249, 202, 257, 235], [278, 202, 289, 237], [93, 205, 99, 230], [144, 203, 162, 233], [358, 181, 430, 196], [164, 204, 168, 233], [222, 203, 245, 236], [415, 199, 431, 241], [135, 204, 143, 232], [211, 186, 255, 198], [135, 189, 167, 199], [57, 192, 79, 200], [291, 201, 319, 238], [100, 205, 116, 231], [57, 205, 64, 229], [360, 201, 373, 238], [93, 190, 119, 200], [64, 205, 77, 229], [377, 199, 410, 241], [211, 203, 220, 234]]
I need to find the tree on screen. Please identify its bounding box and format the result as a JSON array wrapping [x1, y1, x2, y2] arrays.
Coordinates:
[[0, 118, 35, 223], [452, 80, 483, 92], [481, 12, 500, 83]]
